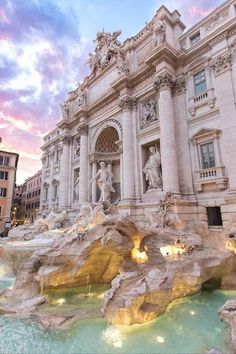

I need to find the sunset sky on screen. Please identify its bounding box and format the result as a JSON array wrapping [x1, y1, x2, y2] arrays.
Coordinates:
[[0, 0, 222, 184]]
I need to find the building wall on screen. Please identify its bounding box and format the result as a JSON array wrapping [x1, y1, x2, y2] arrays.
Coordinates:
[[0, 150, 19, 232], [41, 0, 236, 229], [23, 170, 42, 224]]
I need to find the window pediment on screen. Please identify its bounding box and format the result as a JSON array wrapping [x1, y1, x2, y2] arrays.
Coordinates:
[[191, 128, 221, 144]]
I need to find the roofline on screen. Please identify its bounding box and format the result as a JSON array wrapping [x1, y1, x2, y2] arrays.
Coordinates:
[[180, 0, 234, 37]]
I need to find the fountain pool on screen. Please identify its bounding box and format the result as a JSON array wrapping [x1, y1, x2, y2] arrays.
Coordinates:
[[0, 275, 234, 354]]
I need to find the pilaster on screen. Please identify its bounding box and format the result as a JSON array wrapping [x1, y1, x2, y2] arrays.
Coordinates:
[[78, 123, 89, 203]]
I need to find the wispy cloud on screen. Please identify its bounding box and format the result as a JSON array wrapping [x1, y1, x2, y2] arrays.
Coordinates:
[[0, 0, 222, 184]]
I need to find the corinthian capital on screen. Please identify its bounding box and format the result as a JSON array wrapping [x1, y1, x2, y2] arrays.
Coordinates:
[[154, 72, 176, 92], [209, 50, 232, 76], [118, 96, 137, 111], [61, 136, 71, 145], [78, 123, 89, 136], [173, 75, 186, 95]]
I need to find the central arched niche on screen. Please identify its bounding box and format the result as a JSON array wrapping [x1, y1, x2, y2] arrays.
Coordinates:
[[95, 126, 119, 153], [94, 126, 120, 203]]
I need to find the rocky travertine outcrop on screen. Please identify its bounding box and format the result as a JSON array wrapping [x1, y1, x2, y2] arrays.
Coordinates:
[[1, 206, 236, 329], [219, 300, 236, 351], [4, 217, 138, 303], [103, 248, 236, 325]]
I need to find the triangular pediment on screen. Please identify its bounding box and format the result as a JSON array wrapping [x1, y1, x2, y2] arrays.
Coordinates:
[[191, 128, 221, 143]]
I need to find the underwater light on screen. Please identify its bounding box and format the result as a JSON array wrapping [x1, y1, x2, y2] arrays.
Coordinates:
[[156, 336, 165, 344], [52, 298, 66, 305], [190, 310, 196, 315], [102, 326, 123, 348]]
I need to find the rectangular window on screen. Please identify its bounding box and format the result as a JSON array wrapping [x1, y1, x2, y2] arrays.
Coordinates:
[[0, 171, 8, 180], [0, 156, 9, 166], [190, 31, 200, 45], [0, 206, 2, 216], [54, 185, 58, 198], [193, 69, 207, 95], [200, 142, 215, 169], [0, 188, 7, 197], [207, 207, 223, 227], [45, 188, 48, 200]]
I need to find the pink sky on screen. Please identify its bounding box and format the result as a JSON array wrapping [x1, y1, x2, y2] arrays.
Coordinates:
[[0, 0, 222, 184]]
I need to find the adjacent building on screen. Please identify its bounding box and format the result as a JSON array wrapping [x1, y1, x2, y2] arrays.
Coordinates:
[[41, 0, 236, 228], [12, 170, 42, 225], [0, 150, 19, 232]]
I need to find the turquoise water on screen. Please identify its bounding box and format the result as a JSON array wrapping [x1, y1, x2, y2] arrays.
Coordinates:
[[0, 278, 234, 353], [0, 277, 15, 289]]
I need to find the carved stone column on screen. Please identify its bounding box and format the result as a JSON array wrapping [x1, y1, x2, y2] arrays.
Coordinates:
[[154, 72, 179, 193], [59, 137, 71, 208], [78, 123, 89, 203], [47, 151, 54, 209], [91, 159, 97, 203], [119, 97, 136, 200]]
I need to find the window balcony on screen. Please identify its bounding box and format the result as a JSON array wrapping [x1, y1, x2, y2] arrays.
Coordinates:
[[194, 166, 227, 192], [188, 88, 216, 117]]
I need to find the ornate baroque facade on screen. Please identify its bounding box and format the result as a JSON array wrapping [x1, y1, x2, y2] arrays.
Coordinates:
[[41, 0, 236, 227]]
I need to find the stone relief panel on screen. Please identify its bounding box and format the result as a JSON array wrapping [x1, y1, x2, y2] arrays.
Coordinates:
[[139, 97, 159, 130]]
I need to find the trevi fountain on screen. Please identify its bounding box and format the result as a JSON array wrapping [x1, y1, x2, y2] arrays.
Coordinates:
[[1, 188, 236, 353]]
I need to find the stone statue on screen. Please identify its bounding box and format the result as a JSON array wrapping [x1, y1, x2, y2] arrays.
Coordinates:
[[74, 171, 80, 201], [145, 191, 176, 228], [75, 83, 87, 107], [143, 146, 162, 190], [34, 209, 67, 230], [86, 50, 101, 77], [116, 51, 129, 74], [91, 161, 115, 203], [61, 101, 69, 120], [73, 138, 80, 158], [153, 19, 166, 47], [86, 30, 129, 76]]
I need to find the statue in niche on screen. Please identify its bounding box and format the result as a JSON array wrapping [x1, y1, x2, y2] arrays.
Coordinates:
[[143, 146, 162, 190], [74, 171, 80, 201], [91, 161, 115, 203], [141, 97, 158, 128], [153, 19, 166, 47], [73, 138, 80, 158]]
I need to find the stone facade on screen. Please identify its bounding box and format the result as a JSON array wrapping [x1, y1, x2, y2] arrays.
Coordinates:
[[41, 0, 236, 228], [0, 150, 19, 232]]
